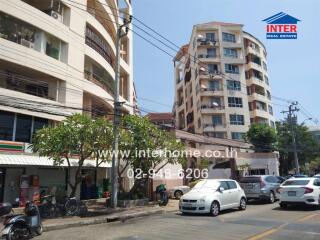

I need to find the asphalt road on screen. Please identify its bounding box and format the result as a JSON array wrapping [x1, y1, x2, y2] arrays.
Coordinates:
[[38, 202, 320, 240]]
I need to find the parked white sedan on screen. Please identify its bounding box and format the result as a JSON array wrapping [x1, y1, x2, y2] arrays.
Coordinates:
[[278, 178, 320, 208], [179, 179, 246, 216]]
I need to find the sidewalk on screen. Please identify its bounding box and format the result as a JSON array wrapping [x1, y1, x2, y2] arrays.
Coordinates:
[[42, 199, 179, 232]]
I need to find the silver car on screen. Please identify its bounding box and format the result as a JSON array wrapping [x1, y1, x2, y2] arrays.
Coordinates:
[[239, 175, 281, 203], [169, 186, 190, 199]]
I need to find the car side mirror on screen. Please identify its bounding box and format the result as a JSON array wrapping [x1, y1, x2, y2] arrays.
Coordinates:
[[218, 187, 225, 192]]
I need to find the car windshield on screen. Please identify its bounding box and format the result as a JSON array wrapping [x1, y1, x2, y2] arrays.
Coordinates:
[[283, 180, 310, 186], [193, 180, 219, 190]]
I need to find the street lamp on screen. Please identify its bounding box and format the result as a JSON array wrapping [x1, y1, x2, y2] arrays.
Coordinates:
[[301, 117, 312, 125]]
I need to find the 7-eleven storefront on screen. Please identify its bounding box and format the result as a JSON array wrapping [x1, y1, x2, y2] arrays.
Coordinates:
[[0, 141, 111, 206]]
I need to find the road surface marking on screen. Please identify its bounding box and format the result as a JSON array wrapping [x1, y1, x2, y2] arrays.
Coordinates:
[[246, 212, 319, 240], [296, 213, 318, 222]]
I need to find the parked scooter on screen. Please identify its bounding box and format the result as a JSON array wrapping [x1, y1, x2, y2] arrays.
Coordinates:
[[155, 184, 169, 206], [0, 201, 42, 240]]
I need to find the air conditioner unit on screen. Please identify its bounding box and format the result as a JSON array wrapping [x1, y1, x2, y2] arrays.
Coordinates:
[[20, 39, 34, 49], [198, 54, 205, 58], [50, 10, 62, 22]]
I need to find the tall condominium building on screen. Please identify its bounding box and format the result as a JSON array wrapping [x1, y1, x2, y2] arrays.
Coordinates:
[[0, 0, 134, 203], [173, 21, 275, 141]]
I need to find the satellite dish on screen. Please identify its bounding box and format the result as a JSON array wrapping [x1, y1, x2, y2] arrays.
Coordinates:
[[199, 67, 206, 72], [200, 84, 206, 89], [197, 34, 204, 39]]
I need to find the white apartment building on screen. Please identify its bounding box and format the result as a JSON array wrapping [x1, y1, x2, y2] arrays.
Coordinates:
[[174, 21, 275, 141], [0, 0, 135, 203]]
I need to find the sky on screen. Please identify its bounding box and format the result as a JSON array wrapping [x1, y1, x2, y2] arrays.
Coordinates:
[[131, 0, 320, 125]]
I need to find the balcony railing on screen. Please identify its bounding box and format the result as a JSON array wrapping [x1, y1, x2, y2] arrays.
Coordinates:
[[203, 123, 227, 128], [198, 54, 218, 59], [84, 70, 114, 96], [201, 104, 225, 110], [201, 87, 223, 92], [85, 27, 113, 67]]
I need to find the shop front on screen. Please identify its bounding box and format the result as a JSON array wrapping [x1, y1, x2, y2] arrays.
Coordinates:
[[0, 153, 111, 205]]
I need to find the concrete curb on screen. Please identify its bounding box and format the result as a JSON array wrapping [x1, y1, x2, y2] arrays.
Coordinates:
[[43, 209, 165, 232]]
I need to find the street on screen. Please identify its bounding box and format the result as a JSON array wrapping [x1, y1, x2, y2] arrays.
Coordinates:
[[38, 202, 320, 240]]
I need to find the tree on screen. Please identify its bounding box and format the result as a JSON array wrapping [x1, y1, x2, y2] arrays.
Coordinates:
[[245, 124, 277, 152], [119, 115, 186, 198], [32, 114, 112, 197], [309, 157, 320, 174], [277, 121, 320, 175]]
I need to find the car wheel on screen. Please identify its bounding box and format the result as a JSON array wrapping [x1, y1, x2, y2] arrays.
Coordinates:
[[279, 202, 287, 208], [239, 197, 246, 210], [174, 190, 183, 199], [269, 191, 275, 203], [210, 201, 220, 217]]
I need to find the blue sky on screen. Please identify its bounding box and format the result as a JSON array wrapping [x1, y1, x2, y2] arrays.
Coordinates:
[[131, 0, 320, 125]]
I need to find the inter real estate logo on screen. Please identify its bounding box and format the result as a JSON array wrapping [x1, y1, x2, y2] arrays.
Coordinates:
[[262, 12, 301, 39]]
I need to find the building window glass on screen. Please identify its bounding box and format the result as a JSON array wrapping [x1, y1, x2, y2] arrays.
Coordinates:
[[225, 64, 239, 74], [15, 114, 32, 142], [265, 75, 269, 85], [212, 115, 223, 126], [263, 61, 267, 71], [268, 105, 273, 115], [228, 97, 243, 108], [0, 111, 14, 141], [227, 80, 241, 91], [231, 132, 245, 140], [33, 117, 49, 136], [222, 32, 236, 43], [207, 48, 216, 58], [208, 80, 221, 90], [230, 114, 244, 125], [206, 33, 215, 42], [208, 64, 218, 74], [224, 48, 237, 58]]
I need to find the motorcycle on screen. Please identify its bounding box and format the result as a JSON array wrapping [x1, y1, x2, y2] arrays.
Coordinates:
[[0, 201, 43, 240], [155, 184, 169, 206]]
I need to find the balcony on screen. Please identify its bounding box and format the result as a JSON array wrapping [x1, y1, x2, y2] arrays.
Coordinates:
[[84, 70, 114, 96], [85, 26, 114, 68], [197, 39, 218, 47], [0, 63, 59, 101], [22, 0, 69, 26]]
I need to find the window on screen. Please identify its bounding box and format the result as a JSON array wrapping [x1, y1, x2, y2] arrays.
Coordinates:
[[265, 176, 277, 183], [265, 75, 269, 85], [15, 114, 32, 142], [33, 118, 49, 136], [206, 32, 215, 42], [209, 80, 221, 90], [227, 181, 237, 189], [219, 181, 229, 190], [224, 48, 237, 58], [267, 90, 271, 100], [225, 64, 239, 74], [263, 61, 267, 71], [268, 105, 273, 115], [0, 111, 15, 141], [194, 68, 198, 80], [227, 80, 241, 91], [222, 32, 236, 43], [230, 114, 244, 125], [198, 118, 201, 128], [270, 121, 275, 128], [228, 97, 243, 108], [207, 48, 216, 58], [212, 115, 223, 126], [231, 132, 245, 140], [208, 64, 218, 74]]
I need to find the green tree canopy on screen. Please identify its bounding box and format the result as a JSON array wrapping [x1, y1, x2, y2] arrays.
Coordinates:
[[245, 123, 277, 152], [32, 114, 112, 197]]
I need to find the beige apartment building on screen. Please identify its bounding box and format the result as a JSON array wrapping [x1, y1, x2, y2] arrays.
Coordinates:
[[174, 21, 275, 141], [0, 0, 135, 203]]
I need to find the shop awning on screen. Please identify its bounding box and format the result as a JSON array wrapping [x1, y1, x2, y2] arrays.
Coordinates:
[[0, 154, 111, 168]]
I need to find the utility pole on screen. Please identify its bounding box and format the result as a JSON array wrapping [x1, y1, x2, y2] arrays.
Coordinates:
[[111, 16, 132, 209], [281, 102, 300, 174]]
